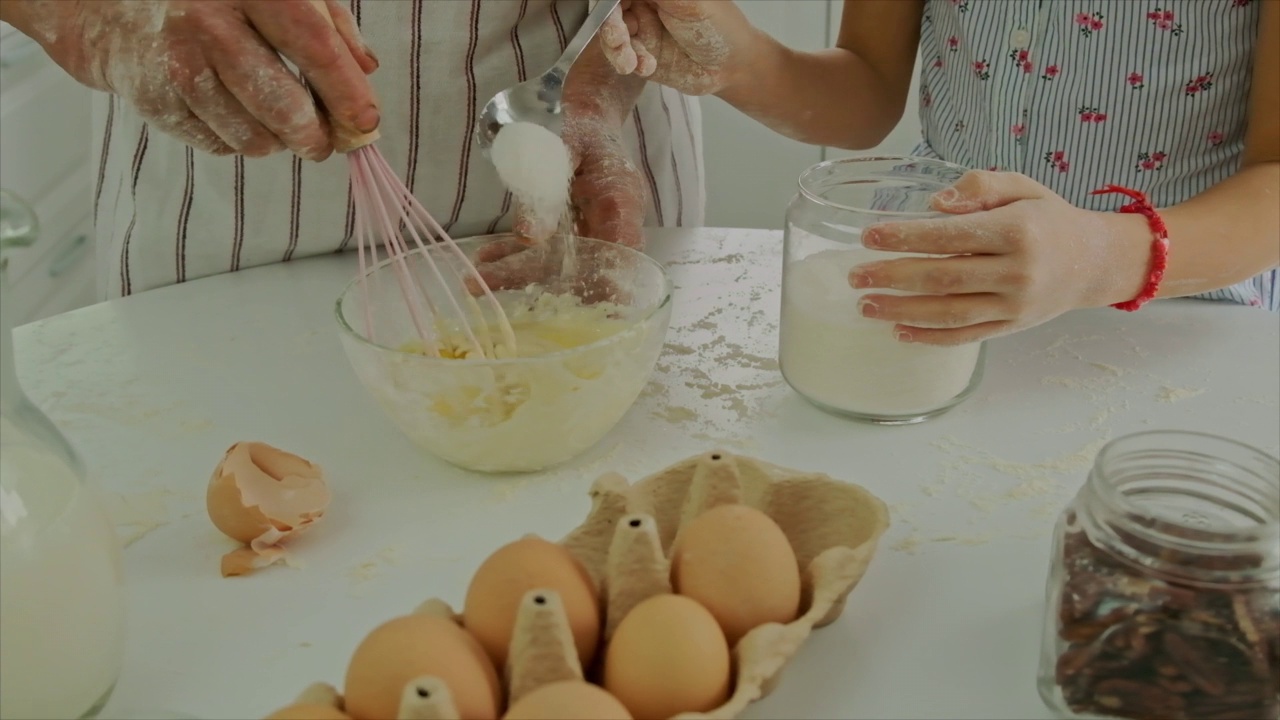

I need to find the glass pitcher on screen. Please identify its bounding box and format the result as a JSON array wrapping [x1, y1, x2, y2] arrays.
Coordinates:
[[0, 189, 126, 719]]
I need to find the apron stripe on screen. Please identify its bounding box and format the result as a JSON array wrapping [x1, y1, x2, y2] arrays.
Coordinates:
[[352, 0, 361, 25], [405, 0, 424, 193], [550, 2, 566, 50], [678, 94, 701, 194], [339, 178, 357, 251], [632, 107, 663, 223], [119, 124, 150, 297], [657, 91, 683, 227], [94, 96, 115, 224], [445, 0, 483, 232], [175, 146, 195, 283], [487, 0, 530, 235], [231, 156, 245, 271], [284, 155, 303, 261]]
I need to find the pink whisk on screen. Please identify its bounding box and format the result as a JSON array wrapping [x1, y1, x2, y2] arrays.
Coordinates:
[[345, 142, 516, 359], [313, 1, 515, 359]]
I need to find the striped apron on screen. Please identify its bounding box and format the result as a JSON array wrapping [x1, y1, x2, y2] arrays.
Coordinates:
[[91, 0, 705, 299]]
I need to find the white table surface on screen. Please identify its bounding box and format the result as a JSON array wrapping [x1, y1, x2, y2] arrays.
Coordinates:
[[14, 227, 1280, 720]]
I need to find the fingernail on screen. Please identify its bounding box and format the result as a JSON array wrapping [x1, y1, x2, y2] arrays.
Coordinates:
[[858, 299, 878, 318], [362, 43, 379, 68], [356, 105, 380, 133], [895, 329, 914, 343], [933, 187, 960, 205], [849, 271, 871, 289], [861, 229, 885, 249]]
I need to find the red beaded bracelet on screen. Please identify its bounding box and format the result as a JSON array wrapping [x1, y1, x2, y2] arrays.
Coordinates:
[[1090, 184, 1170, 312]]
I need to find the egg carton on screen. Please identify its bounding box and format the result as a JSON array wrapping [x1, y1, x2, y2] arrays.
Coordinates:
[[284, 449, 889, 719]]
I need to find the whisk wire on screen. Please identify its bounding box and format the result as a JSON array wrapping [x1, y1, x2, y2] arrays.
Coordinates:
[[377, 160, 520, 356], [345, 143, 518, 361], [362, 151, 491, 359], [351, 150, 440, 356]]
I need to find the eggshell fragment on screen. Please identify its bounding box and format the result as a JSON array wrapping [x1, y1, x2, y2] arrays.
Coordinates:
[[206, 441, 330, 577], [503, 681, 632, 720], [344, 613, 501, 720], [671, 503, 801, 646], [603, 594, 731, 719], [463, 535, 601, 670]]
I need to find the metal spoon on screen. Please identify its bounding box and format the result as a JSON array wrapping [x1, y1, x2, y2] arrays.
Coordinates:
[[475, 0, 621, 152]]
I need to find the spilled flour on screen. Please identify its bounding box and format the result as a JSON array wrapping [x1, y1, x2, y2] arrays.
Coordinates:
[[889, 435, 1112, 555], [1157, 385, 1205, 403], [101, 488, 177, 548], [1035, 333, 1210, 433], [348, 545, 402, 585]]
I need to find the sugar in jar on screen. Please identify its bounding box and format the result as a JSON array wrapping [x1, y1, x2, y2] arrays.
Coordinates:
[[1037, 430, 1279, 720], [779, 156, 985, 424]]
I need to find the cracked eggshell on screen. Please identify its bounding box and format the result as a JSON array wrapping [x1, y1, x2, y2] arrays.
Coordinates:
[[206, 442, 330, 577]]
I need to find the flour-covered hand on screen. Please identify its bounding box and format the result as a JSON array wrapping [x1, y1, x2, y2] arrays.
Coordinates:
[[850, 171, 1147, 346], [600, 0, 748, 96], [14, 0, 379, 159]]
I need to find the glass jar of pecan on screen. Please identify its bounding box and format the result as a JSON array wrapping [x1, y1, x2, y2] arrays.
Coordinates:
[[1037, 431, 1279, 720]]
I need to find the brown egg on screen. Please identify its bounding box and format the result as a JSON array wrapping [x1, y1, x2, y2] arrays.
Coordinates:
[[502, 681, 632, 720], [671, 503, 801, 646], [603, 594, 731, 719], [344, 613, 501, 720], [206, 441, 330, 577], [463, 535, 600, 668], [263, 703, 352, 720]]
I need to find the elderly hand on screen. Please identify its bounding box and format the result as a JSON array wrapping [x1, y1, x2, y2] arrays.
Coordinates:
[[599, 0, 750, 96], [16, 0, 379, 159], [851, 171, 1147, 346]]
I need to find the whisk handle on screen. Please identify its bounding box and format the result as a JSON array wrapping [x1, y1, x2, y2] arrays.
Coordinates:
[[308, 0, 382, 153]]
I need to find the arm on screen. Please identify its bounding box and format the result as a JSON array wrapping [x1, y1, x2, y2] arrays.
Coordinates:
[[717, 0, 923, 149], [846, 2, 1278, 346], [602, 0, 922, 149], [1095, 0, 1279, 304]]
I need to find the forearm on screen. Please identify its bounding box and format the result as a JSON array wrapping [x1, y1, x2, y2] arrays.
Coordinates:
[[716, 31, 909, 149], [1091, 162, 1280, 306]]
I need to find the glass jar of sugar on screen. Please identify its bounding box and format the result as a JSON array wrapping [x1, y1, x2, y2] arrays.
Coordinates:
[[779, 156, 985, 424], [1036, 431, 1279, 720]]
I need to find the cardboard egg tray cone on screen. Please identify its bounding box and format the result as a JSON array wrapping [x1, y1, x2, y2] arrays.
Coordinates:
[[282, 450, 890, 720]]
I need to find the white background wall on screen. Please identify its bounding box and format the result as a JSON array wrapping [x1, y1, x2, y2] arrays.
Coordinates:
[[700, 0, 922, 228]]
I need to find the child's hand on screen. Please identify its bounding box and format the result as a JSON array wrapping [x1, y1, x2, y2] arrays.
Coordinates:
[[598, 0, 752, 96], [849, 171, 1149, 346]]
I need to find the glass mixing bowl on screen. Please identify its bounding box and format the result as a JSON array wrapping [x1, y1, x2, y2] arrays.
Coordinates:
[[335, 233, 673, 473]]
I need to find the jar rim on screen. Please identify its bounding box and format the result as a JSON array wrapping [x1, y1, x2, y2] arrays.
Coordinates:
[[1085, 429, 1280, 581], [796, 155, 970, 217]]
